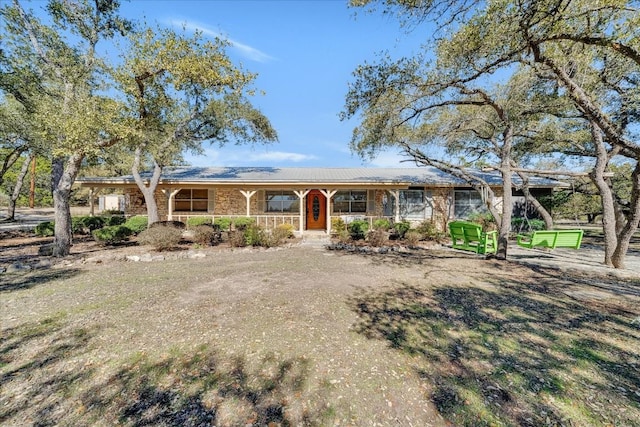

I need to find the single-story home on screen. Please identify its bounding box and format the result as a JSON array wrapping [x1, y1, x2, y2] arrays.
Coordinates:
[[76, 166, 559, 234]]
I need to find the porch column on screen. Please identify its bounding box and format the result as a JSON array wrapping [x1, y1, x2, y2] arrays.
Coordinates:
[[388, 190, 400, 222], [239, 190, 257, 217], [294, 189, 310, 233], [320, 189, 337, 234], [162, 188, 181, 221], [88, 187, 102, 216]]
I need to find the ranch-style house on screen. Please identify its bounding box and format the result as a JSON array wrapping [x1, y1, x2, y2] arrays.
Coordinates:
[[76, 166, 558, 235]]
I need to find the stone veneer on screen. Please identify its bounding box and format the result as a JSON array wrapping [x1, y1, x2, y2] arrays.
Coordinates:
[[122, 186, 464, 232]]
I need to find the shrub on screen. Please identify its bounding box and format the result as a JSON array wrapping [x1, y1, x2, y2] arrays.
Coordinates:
[[103, 215, 126, 226], [415, 220, 443, 241], [348, 219, 369, 240], [150, 221, 185, 229], [336, 229, 351, 243], [137, 225, 183, 251], [92, 225, 132, 245], [373, 218, 391, 230], [367, 229, 389, 247], [244, 223, 266, 246], [192, 225, 220, 246], [123, 216, 148, 234], [186, 216, 212, 228], [405, 230, 422, 246], [267, 226, 292, 247], [213, 217, 233, 231], [229, 230, 247, 247], [72, 216, 105, 234], [102, 209, 123, 215], [34, 221, 55, 237], [276, 223, 295, 239], [512, 217, 545, 232], [331, 217, 347, 236], [233, 217, 255, 231], [468, 212, 496, 230], [393, 220, 411, 239]]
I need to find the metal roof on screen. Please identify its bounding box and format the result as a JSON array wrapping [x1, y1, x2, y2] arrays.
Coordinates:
[[77, 166, 563, 188]]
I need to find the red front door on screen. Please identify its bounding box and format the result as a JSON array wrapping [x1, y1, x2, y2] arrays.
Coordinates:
[[306, 190, 326, 230]]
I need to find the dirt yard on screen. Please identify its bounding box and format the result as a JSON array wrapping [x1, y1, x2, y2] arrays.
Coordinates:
[[1, 230, 639, 426]]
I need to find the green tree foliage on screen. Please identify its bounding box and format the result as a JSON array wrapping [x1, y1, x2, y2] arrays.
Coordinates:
[[117, 27, 278, 224], [1, 0, 134, 256], [348, 0, 640, 268]]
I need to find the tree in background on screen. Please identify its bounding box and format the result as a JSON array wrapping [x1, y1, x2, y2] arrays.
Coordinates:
[[117, 27, 277, 224], [348, 0, 640, 268], [2, 0, 134, 256]]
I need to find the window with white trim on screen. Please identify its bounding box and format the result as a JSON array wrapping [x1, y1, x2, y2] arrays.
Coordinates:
[[264, 190, 299, 213], [174, 189, 208, 212], [334, 190, 367, 213], [384, 189, 432, 219], [454, 189, 486, 218]]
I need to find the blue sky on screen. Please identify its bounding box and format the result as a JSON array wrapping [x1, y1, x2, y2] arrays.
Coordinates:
[[117, 0, 428, 168]]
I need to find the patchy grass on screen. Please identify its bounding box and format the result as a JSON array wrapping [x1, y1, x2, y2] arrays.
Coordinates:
[[350, 254, 640, 426], [1, 232, 639, 426]]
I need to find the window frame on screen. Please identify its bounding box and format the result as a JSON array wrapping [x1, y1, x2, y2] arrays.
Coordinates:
[[333, 190, 368, 214], [453, 189, 486, 218], [174, 188, 209, 212], [263, 190, 299, 214]]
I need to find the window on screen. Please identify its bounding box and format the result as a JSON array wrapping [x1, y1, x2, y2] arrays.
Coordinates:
[[264, 191, 299, 213], [175, 189, 208, 212], [383, 189, 432, 219], [454, 189, 485, 218], [334, 190, 367, 213]]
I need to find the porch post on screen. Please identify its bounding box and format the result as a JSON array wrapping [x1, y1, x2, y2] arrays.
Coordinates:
[[320, 189, 337, 234], [239, 190, 257, 217], [389, 190, 400, 222], [162, 188, 181, 221], [88, 187, 101, 216], [294, 189, 310, 233]]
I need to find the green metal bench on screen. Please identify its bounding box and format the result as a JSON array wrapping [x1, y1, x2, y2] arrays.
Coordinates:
[[516, 229, 583, 250], [448, 221, 498, 255]]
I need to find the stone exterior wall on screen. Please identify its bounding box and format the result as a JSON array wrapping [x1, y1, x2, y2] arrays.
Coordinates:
[[120, 186, 494, 233], [430, 187, 453, 231], [214, 188, 256, 216], [124, 188, 169, 218]]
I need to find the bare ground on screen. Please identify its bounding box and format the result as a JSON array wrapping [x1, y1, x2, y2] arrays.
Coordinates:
[[1, 230, 640, 426]]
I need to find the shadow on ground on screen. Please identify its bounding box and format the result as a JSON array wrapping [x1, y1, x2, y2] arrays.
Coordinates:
[[0, 268, 82, 293], [348, 253, 640, 426], [81, 349, 330, 426], [1, 317, 331, 426]]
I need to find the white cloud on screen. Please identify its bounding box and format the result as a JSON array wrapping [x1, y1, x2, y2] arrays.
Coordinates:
[[169, 20, 275, 63], [247, 151, 316, 162], [185, 148, 315, 166]]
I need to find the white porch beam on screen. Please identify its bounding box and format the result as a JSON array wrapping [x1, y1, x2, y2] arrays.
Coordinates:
[[162, 188, 181, 221], [88, 187, 102, 217], [294, 189, 311, 233], [239, 190, 257, 217], [320, 189, 337, 234], [388, 189, 400, 223]]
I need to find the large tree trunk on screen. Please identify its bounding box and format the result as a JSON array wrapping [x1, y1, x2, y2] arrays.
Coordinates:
[[494, 125, 515, 260], [52, 154, 83, 257], [611, 161, 640, 269], [589, 123, 617, 267], [131, 147, 163, 225], [7, 153, 33, 220]]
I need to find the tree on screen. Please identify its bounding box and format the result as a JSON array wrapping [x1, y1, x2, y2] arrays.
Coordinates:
[[2, 0, 133, 256], [117, 27, 277, 224], [348, 0, 640, 268]]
